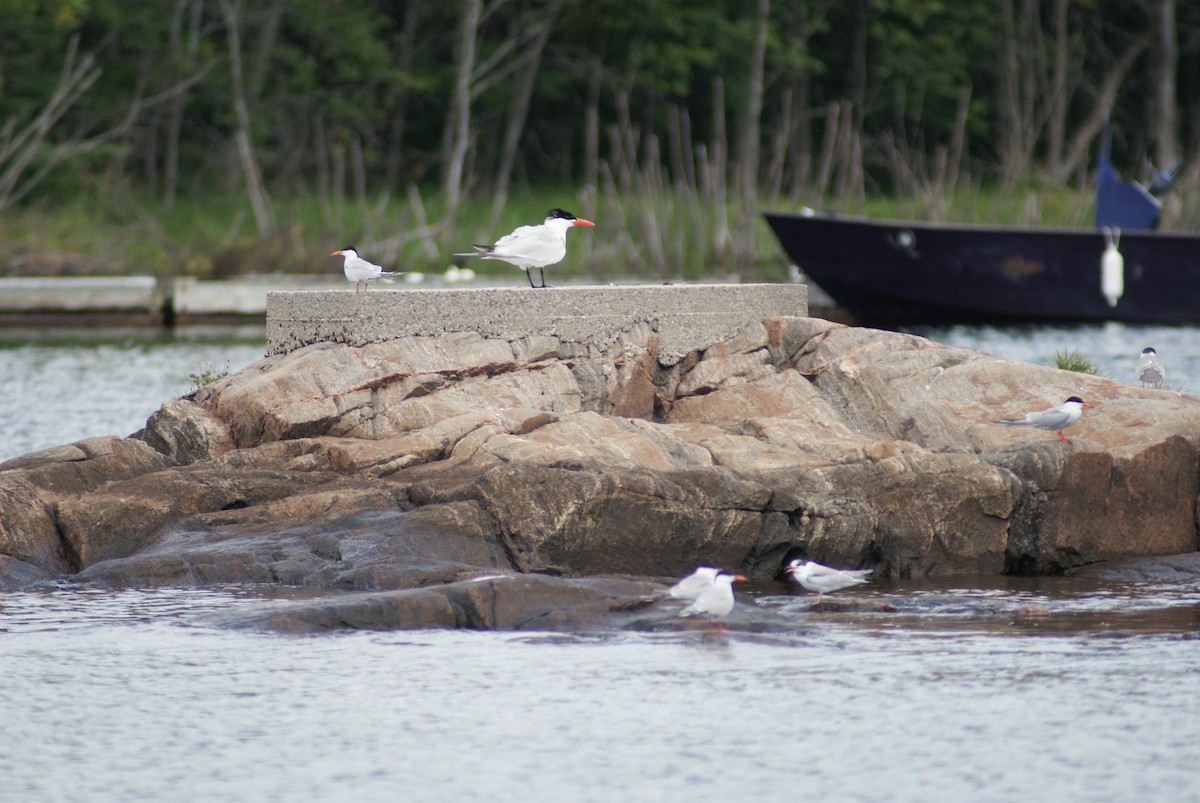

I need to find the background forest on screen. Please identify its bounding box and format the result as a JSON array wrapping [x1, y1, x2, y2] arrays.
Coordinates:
[[2, 0, 1198, 280]]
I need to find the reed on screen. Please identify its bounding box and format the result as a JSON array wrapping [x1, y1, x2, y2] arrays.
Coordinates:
[[0, 175, 1103, 282]]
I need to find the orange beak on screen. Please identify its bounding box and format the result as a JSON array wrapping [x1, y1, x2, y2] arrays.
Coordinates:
[[573, 218, 595, 227], [330, 249, 343, 256], [732, 575, 747, 582], [1082, 402, 1094, 409]]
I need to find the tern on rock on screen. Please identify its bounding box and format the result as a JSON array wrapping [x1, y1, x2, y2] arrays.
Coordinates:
[[993, 396, 1092, 443], [1135, 347, 1165, 388]]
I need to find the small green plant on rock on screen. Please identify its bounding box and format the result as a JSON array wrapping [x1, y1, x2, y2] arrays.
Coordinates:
[[186, 360, 230, 392], [1048, 349, 1099, 375]]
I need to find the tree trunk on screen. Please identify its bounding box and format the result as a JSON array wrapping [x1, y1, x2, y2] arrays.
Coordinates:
[[443, 0, 482, 232], [997, 0, 1025, 184], [221, 0, 274, 237], [163, 0, 203, 207], [764, 88, 790, 199], [1057, 30, 1153, 182], [384, 0, 421, 189], [736, 0, 769, 203], [1154, 0, 1180, 167], [710, 76, 729, 258], [583, 56, 601, 190], [245, 0, 284, 105], [1044, 0, 1070, 176], [490, 0, 564, 222], [733, 0, 769, 263]]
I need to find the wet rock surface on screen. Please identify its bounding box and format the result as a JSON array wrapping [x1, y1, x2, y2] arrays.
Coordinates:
[[4, 315, 1200, 630]]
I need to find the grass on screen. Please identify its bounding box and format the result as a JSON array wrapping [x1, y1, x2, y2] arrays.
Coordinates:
[[1048, 349, 1101, 375], [0, 178, 1110, 282], [0, 185, 792, 281], [186, 360, 231, 393]]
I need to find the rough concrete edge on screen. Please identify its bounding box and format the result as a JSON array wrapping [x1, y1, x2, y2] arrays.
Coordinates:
[[265, 284, 808, 365]]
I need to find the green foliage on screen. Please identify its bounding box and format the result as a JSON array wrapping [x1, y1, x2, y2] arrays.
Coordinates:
[[0, 176, 1116, 281], [1048, 350, 1100, 376], [186, 360, 230, 393], [2, 0, 1198, 275]]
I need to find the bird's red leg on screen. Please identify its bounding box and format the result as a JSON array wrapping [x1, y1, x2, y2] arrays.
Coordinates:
[[1058, 431, 1069, 442]]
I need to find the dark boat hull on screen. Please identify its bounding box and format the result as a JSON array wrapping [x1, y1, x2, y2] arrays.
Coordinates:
[[762, 210, 1200, 325]]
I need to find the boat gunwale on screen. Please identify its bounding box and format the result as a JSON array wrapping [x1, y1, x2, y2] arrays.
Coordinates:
[[760, 208, 1200, 241]]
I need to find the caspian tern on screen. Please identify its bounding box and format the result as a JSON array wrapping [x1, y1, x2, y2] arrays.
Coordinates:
[[331, 246, 403, 292], [457, 208, 595, 288], [785, 559, 872, 602], [993, 396, 1092, 443], [667, 566, 721, 601], [679, 571, 745, 629], [1135, 347, 1165, 388]]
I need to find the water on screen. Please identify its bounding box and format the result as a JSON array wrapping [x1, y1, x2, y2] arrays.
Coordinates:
[[908, 321, 1200, 393], [3, 322, 1200, 801], [0, 326, 266, 462], [2, 584, 1200, 802]]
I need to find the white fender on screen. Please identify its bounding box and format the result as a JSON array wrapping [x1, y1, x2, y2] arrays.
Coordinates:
[[1101, 227, 1124, 308]]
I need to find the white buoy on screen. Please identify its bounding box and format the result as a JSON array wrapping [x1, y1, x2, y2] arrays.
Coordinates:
[[1101, 226, 1124, 308]]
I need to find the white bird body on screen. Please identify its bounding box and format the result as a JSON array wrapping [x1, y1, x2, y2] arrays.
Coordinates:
[[1136, 347, 1165, 387], [993, 396, 1091, 443], [458, 208, 594, 288], [679, 571, 745, 625], [331, 247, 402, 292], [668, 566, 721, 601], [786, 559, 871, 602]]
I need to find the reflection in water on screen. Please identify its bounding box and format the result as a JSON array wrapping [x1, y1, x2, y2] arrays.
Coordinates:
[[2, 582, 1200, 802]]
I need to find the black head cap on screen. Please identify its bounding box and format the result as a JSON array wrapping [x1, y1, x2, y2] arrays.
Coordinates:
[[546, 208, 576, 220], [1065, 396, 1085, 404], [1142, 347, 1157, 354]]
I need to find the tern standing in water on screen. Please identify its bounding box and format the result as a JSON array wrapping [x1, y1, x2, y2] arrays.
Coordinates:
[[457, 208, 594, 288], [786, 559, 872, 603], [667, 566, 721, 601], [993, 396, 1092, 443], [679, 571, 745, 629], [1135, 347, 1165, 388]]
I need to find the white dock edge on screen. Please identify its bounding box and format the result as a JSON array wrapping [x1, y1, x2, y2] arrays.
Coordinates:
[[0, 276, 163, 313], [266, 283, 808, 364]]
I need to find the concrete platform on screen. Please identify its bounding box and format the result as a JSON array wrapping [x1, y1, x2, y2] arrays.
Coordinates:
[[266, 283, 808, 363]]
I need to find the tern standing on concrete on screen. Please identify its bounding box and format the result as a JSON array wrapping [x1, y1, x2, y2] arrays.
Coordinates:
[[457, 208, 594, 288], [331, 247, 402, 292]]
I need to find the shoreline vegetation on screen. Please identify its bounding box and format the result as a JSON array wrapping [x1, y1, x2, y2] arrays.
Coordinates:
[[0, 181, 1109, 285], [6, 3, 1200, 284]]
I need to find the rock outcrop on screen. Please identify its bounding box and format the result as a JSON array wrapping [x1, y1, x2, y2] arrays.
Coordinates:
[[3, 313, 1199, 631]]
